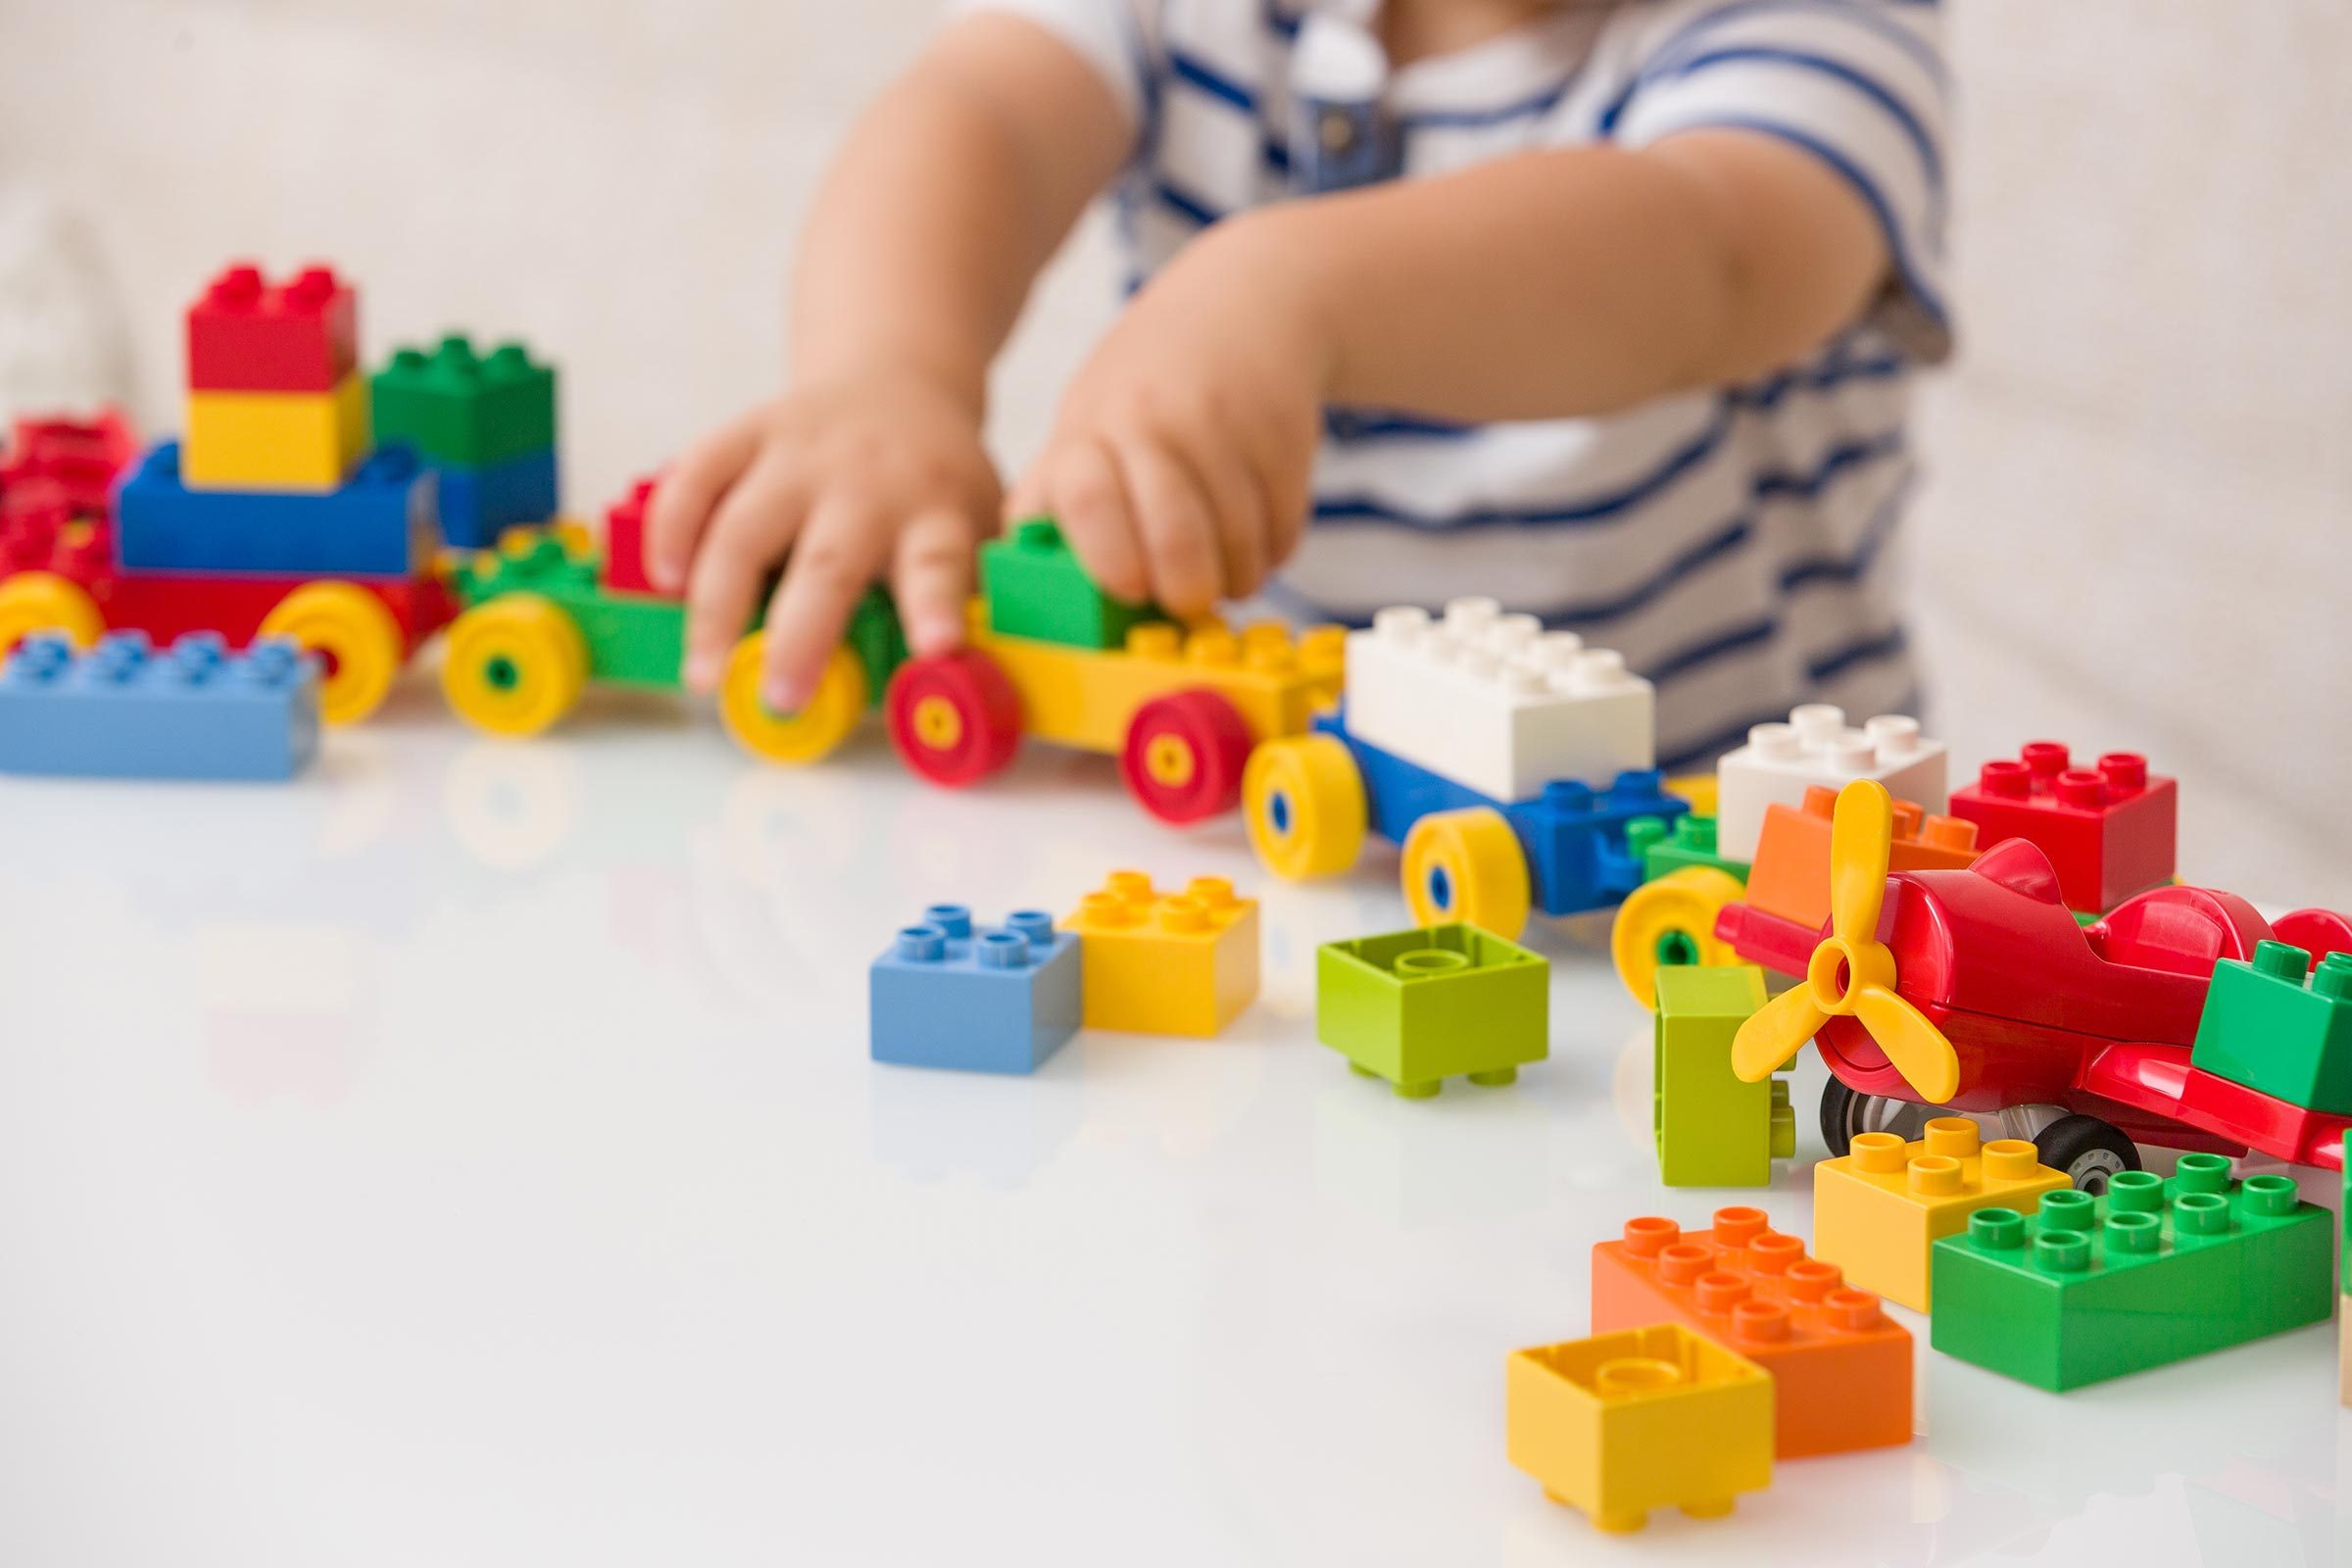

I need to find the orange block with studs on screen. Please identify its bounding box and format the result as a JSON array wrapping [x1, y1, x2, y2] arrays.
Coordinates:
[[1059, 872, 1260, 1036], [1741, 786, 1980, 930], [1591, 1206, 1913, 1457]]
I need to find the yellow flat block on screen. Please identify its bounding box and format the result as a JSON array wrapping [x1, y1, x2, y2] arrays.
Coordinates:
[[1506, 1323, 1772, 1534], [1812, 1116, 2070, 1310], [1059, 871, 1258, 1036], [184, 369, 369, 491], [969, 608, 1343, 757]]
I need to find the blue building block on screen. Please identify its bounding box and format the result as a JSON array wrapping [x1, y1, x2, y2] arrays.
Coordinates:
[[0, 631, 319, 780], [870, 906, 1082, 1074], [113, 440, 436, 577], [1313, 710, 1689, 918], [432, 447, 559, 549]]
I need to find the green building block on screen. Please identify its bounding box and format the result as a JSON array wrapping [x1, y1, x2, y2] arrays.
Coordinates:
[[1653, 965, 1790, 1187], [1316, 922, 1546, 1098], [1928, 1153, 2332, 1391], [371, 334, 558, 467], [2188, 941, 2352, 1114], [979, 516, 1164, 649], [1630, 815, 1750, 884]]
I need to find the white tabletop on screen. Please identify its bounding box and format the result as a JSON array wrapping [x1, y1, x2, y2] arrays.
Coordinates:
[[0, 679, 2342, 1567]]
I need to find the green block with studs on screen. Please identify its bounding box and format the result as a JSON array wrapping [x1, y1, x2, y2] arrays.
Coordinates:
[[371, 334, 558, 468], [1632, 814, 1750, 884], [2189, 941, 2352, 1114], [1653, 965, 1790, 1187], [979, 515, 1166, 649], [1928, 1153, 2332, 1391], [1316, 922, 1547, 1098]]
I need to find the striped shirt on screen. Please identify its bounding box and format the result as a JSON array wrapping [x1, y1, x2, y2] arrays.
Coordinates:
[[957, 0, 1950, 769]]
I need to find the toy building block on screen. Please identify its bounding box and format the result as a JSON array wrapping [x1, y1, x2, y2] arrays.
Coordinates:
[[1317, 922, 1547, 1097], [1592, 1207, 1911, 1457], [369, 334, 558, 469], [1, 410, 138, 516], [979, 516, 1165, 649], [1059, 873, 1259, 1036], [1930, 1154, 2331, 1391], [182, 370, 369, 491], [185, 264, 358, 393], [1344, 598, 1653, 804], [0, 631, 318, 780], [113, 441, 435, 578], [435, 448, 560, 549], [1713, 704, 1945, 862], [2189, 941, 2352, 1115], [1629, 813, 1746, 883], [1948, 745, 2176, 913], [601, 475, 664, 596], [1652, 965, 1790, 1186], [1739, 786, 1978, 931], [869, 906, 1081, 1074], [1812, 1117, 2069, 1311], [1505, 1323, 1771, 1534]]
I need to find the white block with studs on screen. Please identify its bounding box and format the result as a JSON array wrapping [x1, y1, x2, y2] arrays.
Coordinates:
[[1712, 705, 1948, 862], [1343, 598, 1656, 805]]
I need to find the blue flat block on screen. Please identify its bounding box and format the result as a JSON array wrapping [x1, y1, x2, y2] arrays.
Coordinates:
[[870, 905, 1082, 1074], [0, 631, 320, 781], [433, 448, 559, 549], [114, 440, 436, 577], [1315, 709, 1689, 917]]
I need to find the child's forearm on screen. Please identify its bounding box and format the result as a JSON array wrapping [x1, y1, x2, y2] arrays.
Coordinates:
[[1226, 133, 1889, 422]]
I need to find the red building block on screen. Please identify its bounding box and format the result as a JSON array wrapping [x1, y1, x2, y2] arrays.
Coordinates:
[[602, 474, 672, 597], [185, 264, 359, 393], [0, 410, 137, 516], [1591, 1207, 1913, 1458], [1948, 745, 2176, 914]]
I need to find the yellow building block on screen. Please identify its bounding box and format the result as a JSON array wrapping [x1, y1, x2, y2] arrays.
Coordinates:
[[183, 369, 369, 491], [1506, 1323, 1772, 1534], [968, 607, 1344, 756], [1059, 871, 1259, 1036], [1812, 1116, 2069, 1311]]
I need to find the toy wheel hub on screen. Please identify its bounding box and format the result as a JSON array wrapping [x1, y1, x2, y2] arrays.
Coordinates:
[[910, 694, 963, 751], [1144, 732, 1197, 788]]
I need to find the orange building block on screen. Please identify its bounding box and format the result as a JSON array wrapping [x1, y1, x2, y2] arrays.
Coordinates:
[[1591, 1206, 1913, 1457], [1741, 786, 1979, 930]]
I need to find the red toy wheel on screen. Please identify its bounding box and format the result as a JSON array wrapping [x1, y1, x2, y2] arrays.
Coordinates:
[[1120, 689, 1255, 824], [885, 649, 1021, 787]]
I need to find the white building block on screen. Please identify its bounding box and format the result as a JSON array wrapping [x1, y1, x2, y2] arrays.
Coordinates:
[[1343, 598, 1655, 804], [1713, 705, 1947, 862]]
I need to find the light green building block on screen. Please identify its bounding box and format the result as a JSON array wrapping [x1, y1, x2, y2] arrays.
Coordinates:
[[1653, 965, 1791, 1187], [1316, 923, 1547, 1098], [979, 516, 1166, 649]]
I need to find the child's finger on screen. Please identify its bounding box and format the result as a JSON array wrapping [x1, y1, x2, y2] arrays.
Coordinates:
[[891, 507, 980, 656], [1030, 436, 1150, 604], [681, 452, 808, 694], [1117, 438, 1223, 617], [757, 496, 893, 712], [1174, 428, 1267, 600], [647, 416, 760, 593]]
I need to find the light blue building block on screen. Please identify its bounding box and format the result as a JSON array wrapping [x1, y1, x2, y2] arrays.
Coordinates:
[[433, 447, 559, 549], [0, 631, 320, 781], [113, 440, 436, 576], [870, 905, 1082, 1074]]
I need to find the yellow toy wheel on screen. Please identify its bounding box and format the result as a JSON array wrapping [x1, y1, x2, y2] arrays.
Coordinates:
[[1243, 734, 1366, 880], [438, 594, 589, 737], [1611, 865, 1746, 1008], [0, 572, 103, 657], [1402, 807, 1531, 938], [719, 635, 867, 764], [259, 580, 407, 725]]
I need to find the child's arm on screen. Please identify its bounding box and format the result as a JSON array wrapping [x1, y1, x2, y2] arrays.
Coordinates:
[[649, 15, 1129, 710], [1017, 131, 1892, 613]]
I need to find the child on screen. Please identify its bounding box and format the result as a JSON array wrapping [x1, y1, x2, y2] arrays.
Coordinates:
[[646, 0, 1948, 770]]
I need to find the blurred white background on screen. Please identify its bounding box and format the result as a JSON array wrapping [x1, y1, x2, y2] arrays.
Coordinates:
[[0, 0, 2344, 900]]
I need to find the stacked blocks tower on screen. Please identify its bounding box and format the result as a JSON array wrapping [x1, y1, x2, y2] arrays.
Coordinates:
[[1947, 744, 2176, 913], [1505, 1324, 1772, 1533], [868, 905, 1081, 1074], [371, 334, 559, 548], [1344, 598, 1653, 803], [182, 265, 367, 490], [2189, 940, 2352, 1114], [1713, 704, 1946, 862], [980, 516, 1165, 648], [1059, 873, 1258, 1036], [1317, 922, 1547, 1097], [1652, 965, 1789, 1187], [1811, 1117, 2069, 1311], [1592, 1207, 1911, 1457], [1929, 1154, 2332, 1390], [0, 631, 318, 780]]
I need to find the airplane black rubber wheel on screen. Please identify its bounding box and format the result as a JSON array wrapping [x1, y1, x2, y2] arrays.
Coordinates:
[[1818, 1081, 1938, 1157], [2033, 1114, 2140, 1194]]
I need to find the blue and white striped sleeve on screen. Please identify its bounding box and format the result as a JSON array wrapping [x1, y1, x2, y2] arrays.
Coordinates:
[[948, 0, 1158, 130], [1607, 1, 1954, 360]]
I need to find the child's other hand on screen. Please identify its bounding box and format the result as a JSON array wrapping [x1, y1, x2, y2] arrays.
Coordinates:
[[1008, 219, 1329, 617], [646, 369, 999, 710]]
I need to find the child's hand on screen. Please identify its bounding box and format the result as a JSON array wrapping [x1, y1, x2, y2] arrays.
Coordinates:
[[1007, 220, 1330, 617], [646, 368, 1000, 710]]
